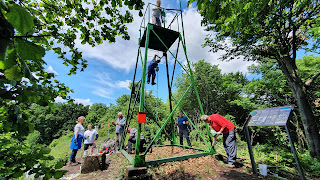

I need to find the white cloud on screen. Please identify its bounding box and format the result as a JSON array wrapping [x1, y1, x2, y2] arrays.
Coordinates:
[[75, 3, 253, 74], [94, 72, 131, 90], [54, 96, 67, 103], [55, 96, 93, 106], [171, 7, 254, 74], [116, 80, 131, 90], [92, 86, 113, 99], [89, 73, 131, 98], [74, 98, 92, 106], [46, 65, 58, 75]]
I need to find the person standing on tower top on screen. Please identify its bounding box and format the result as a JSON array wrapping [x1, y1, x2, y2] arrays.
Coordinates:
[[152, 0, 163, 26]]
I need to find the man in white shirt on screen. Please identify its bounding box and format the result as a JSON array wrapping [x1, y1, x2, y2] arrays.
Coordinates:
[[84, 124, 99, 150]]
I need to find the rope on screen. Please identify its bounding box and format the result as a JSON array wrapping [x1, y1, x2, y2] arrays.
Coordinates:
[[155, 69, 159, 144]]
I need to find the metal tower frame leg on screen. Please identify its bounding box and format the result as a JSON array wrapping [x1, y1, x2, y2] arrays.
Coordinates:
[[132, 25, 152, 168], [165, 52, 176, 145]]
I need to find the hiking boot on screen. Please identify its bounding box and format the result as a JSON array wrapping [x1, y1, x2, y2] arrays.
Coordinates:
[[151, 82, 156, 85], [225, 163, 235, 168], [68, 161, 75, 166]]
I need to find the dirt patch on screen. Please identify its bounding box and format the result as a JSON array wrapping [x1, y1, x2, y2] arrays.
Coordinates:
[[146, 146, 199, 161], [58, 152, 129, 180], [59, 146, 273, 180], [148, 155, 266, 180], [129, 146, 201, 160]]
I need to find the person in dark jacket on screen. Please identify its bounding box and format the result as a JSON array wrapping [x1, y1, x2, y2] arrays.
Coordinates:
[[177, 112, 191, 147], [147, 54, 161, 85]]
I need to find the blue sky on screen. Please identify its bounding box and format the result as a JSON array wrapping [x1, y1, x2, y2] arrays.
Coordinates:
[[45, 0, 311, 106]]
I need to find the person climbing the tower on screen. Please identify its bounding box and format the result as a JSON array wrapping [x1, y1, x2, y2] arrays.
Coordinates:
[[147, 54, 161, 85], [152, 0, 163, 26], [201, 114, 237, 168], [126, 127, 146, 154], [177, 112, 192, 147]]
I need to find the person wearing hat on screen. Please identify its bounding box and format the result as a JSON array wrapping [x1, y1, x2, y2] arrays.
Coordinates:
[[201, 114, 237, 168]]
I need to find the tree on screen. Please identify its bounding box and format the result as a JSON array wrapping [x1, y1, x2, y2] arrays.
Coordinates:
[[174, 60, 249, 130], [244, 56, 320, 150], [190, 0, 320, 159], [29, 103, 89, 144], [85, 103, 108, 126], [0, 0, 143, 178]]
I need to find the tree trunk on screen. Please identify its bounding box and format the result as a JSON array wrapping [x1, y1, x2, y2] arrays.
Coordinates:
[[278, 57, 320, 159]]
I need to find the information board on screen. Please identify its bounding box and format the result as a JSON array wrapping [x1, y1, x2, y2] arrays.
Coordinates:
[[247, 105, 293, 126]]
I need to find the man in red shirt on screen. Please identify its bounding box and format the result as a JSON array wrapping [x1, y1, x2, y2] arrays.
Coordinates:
[[201, 114, 237, 168]]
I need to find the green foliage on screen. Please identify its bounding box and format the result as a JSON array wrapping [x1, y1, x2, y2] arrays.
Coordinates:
[[1, 0, 143, 176], [300, 152, 320, 177], [174, 60, 249, 127], [15, 38, 45, 61], [46, 131, 74, 167], [5, 3, 35, 35], [28, 103, 89, 145], [85, 103, 108, 126], [190, 0, 320, 158], [189, 0, 320, 61], [0, 132, 67, 179], [244, 56, 320, 147], [25, 130, 41, 146]]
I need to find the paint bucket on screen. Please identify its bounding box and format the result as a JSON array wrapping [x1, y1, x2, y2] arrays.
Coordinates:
[[259, 164, 268, 176]]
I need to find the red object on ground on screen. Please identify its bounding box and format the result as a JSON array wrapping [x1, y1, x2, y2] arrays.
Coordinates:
[[90, 146, 94, 154], [99, 150, 103, 153], [209, 114, 235, 134], [137, 112, 147, 123]]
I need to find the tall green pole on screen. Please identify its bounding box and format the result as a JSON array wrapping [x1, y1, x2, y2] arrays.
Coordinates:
[[133, 24, 152, 167], [179, 0, 213, 146]]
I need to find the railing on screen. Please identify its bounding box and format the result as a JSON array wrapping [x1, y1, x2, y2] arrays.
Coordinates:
[[139, 3, 183, 43]]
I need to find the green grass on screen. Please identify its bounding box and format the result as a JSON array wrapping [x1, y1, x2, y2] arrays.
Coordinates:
[[43, 128, 319, 179], [46, 130, 115, 167], [45, 131, 74, 166]]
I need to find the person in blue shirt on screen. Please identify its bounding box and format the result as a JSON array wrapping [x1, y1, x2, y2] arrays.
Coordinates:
[[177, 112, 191, 147], [147, 54, 161, 85]]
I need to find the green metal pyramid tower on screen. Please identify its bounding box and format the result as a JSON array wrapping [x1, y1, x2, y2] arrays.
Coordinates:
[[120, 1, 215, 167]]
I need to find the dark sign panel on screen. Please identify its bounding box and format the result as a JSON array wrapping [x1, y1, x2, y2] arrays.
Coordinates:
[[247, 105, 293, 126]]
